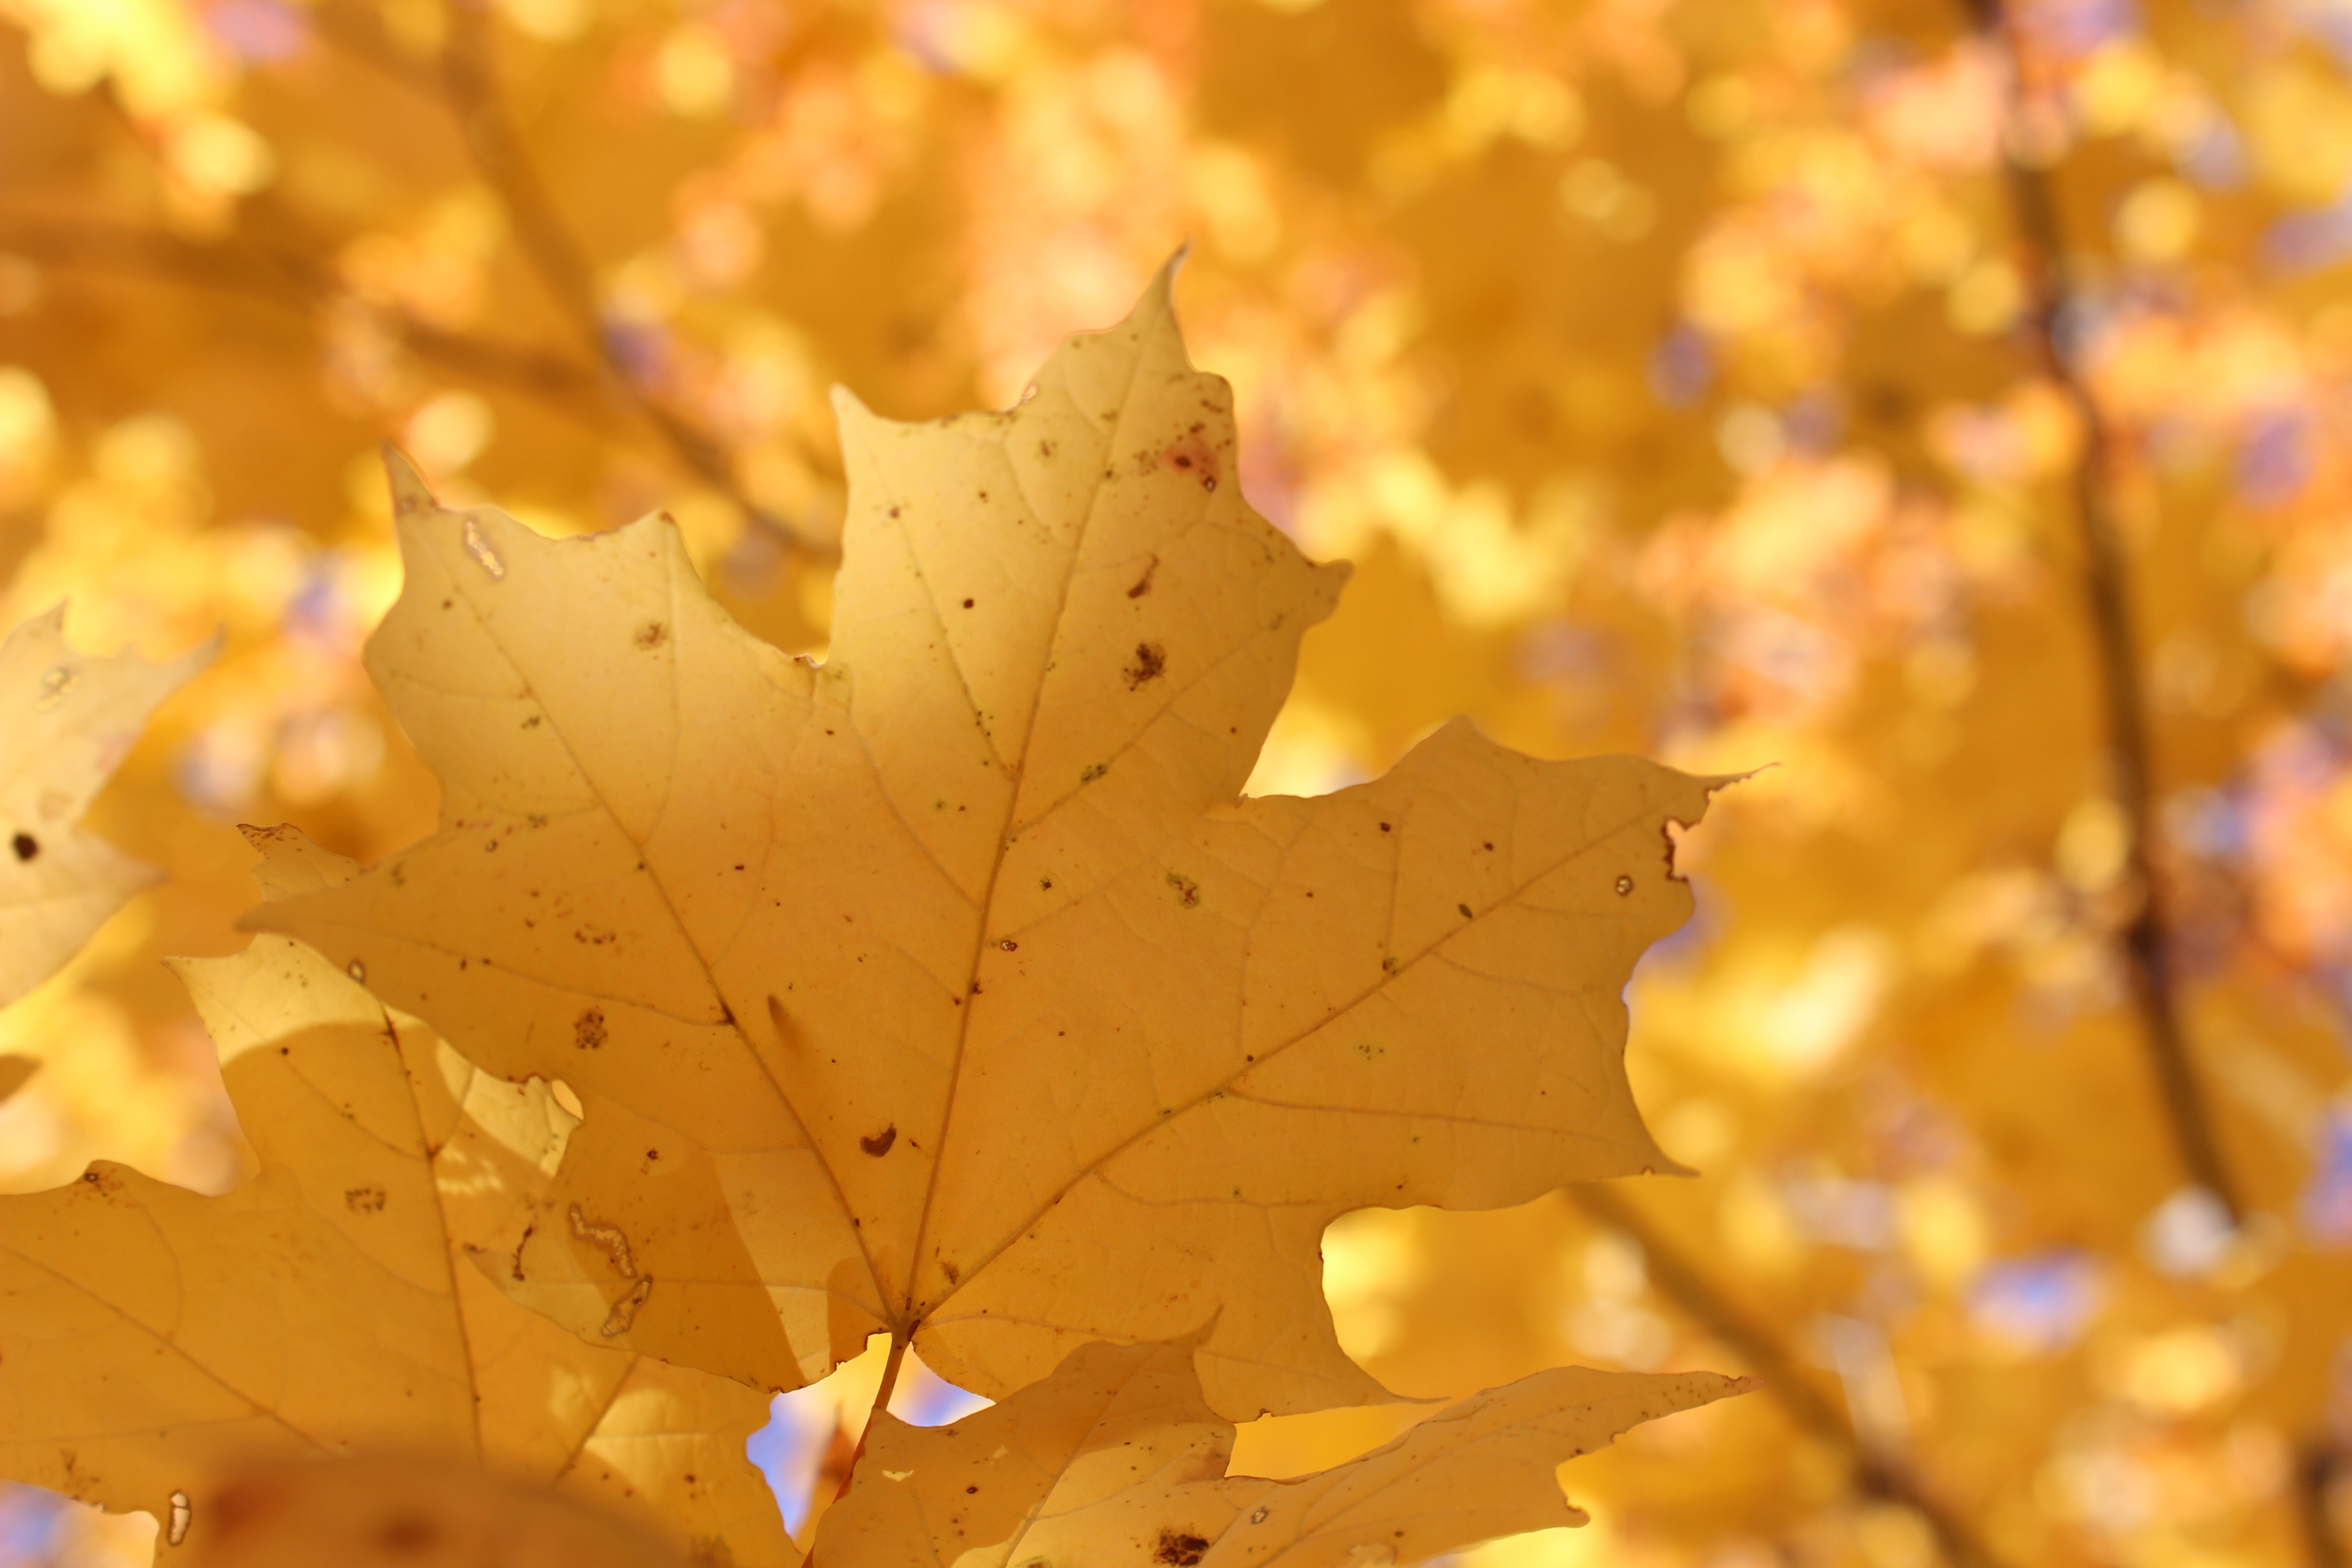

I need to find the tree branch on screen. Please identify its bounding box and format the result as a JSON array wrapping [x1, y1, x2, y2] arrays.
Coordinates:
[[431, 0, 798, 544], [2301, 1442, 2348, 1568], [1957, 0, 2244, 1224], [0, 213, 609, 406], [1568, 1185, 2009, 1568]]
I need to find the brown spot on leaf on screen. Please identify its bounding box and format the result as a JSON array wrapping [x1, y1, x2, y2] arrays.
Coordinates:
[[1160, 434, 1218, 491], [1127, 556, 1159, 597], [576, 1008, 606, 1049], [1124, 642, 1167, 688], [1166, 871, 1200, 908], [377, 1512, 438, 1552], [861, 1124, 897, 1156], [9, 832, 35, 861], [345, 1186, 387, 1213], [1155, 1530, 1210, 1566], [635, 622, 669, 649]]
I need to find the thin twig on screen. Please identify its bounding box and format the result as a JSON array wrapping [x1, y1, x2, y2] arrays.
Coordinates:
[[0, 213, 608, 405], [2301, 1443, 2348, 1568], [1568, 1186, 2008, 1568], [1958, 0, 2244, 1224], [431, 0, 797, 543]]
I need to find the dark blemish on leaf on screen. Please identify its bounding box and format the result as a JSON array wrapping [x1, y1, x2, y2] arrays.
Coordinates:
[[510, 1222, 534, 1281], [999, 939, 1018, 951], [576, 1008, 607, 1049], [963, 598, 975, 608], [861, 1125, 897, 1157], [1127, 556, 1159, 598], [942, 1259, 960, 1283], [965, 1484, 979, 1494], [345, 1186, 387, 1213], [522, 714, 542, 729], [646, 1149, 659, 1161], [1080, 762, 1108, 784], [889, 507, 901, 518], [1039, 438, 1056, 457], [1379, 822, 1392, 833], [441, 598, 453, 609], [1124, 642, 1167, 688], [1039, 877, 1054, 890], [1458, 903, 1474, 919], [347, 960, 367, 983], [1155, 1530, 1210, 1566], [1166, 871, 1200, 908], [10, 833, 34, 861], [1483, 841, 1494, 850], [378, 1513, 438, 1552], [1616, 874, 1635, 896], [978, 490, 988, 501], [635, 622, 669, 649]]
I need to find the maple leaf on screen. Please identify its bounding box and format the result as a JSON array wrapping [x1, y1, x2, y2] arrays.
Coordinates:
[[814, 1336, 1749, 1568], [175, 1454, 698, 1568], [253, 265, 1726, 1419], [0, 606, 211, 1006], [0, 827, 792, 1565]]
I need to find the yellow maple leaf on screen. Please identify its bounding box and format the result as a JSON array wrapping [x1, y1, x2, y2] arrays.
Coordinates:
[[0, 827, 792, 1565], [0, 605, 211, 1006], [814, 1336, 1748, 1568], [253, 265, 1725, 1420], [176, 1454, 695, 1568]]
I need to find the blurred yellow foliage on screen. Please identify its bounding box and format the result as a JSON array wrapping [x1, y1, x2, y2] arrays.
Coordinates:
[[2, 0, 2351, 1564]]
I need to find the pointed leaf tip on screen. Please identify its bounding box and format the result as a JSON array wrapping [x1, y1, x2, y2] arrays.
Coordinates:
[[382, 444, 438, 518]]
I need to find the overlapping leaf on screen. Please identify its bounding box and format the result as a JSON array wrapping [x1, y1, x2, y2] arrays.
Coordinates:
[[0, 606, 211, 1005], [255, 266, 1725, 1419], [0, 828, 790, 1565], [178, 1455, 696, 1568], [817, 1336, 1747, 1568]]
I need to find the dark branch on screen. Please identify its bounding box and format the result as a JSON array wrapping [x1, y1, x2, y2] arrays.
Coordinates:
[[1957, 0, 2244, 1224], [431, 0, 798, 544], [1569, 1186, 2009, 1568], [2300, 1443, 2348, 1568], [0, 214, 606, 405]]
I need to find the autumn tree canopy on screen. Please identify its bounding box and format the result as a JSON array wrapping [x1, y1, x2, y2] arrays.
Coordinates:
[[1, 1, 2349, 1566]]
